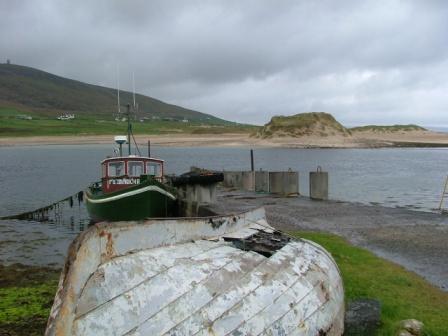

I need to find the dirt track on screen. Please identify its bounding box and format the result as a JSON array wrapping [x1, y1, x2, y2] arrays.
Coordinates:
[[208, 188, 448, 291]]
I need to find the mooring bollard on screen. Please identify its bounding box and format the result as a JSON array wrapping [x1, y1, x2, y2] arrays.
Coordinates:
[[242, 171, 255, 191], [269, 170, 299, 196], [255, 169, 269, 192], [310, 166, 328, 200], [223, 171, 243, 188]]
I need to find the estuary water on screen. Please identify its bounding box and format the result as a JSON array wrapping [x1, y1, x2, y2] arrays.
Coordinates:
[[1, 144, 448, 266]]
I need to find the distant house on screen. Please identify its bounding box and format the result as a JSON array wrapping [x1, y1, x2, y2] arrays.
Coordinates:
[[16, 114, 32, 120], [57, 114, 75, 120], [182, 118, 189, 123]]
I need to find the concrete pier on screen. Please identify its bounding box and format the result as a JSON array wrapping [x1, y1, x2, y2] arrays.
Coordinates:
[[269, 171, 299, 196], [255, 170, 270, 192], [177, 183, 218, 217], [242, 171, 255, 191], [310, 167, 329, 200], [224, 169, 299, 195], [223, 171, 243, 188]]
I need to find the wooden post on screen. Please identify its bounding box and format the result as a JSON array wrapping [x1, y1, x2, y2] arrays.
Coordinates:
[[147, 140, 151, 157], [250, 149, 254, 172]]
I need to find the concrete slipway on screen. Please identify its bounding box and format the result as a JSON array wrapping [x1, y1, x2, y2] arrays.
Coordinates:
[[45, 208, 344, 336]]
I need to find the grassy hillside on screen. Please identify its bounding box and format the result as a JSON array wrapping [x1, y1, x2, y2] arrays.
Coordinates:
[[256, 112, 351, 138], [0, 107, 254, 137], [0, 63, 227, 124], [350, 124, 427, 132]]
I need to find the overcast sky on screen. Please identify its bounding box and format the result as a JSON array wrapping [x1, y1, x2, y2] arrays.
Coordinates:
[[1, 0, 448, 126]]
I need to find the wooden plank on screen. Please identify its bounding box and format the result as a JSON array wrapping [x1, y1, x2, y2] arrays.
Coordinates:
[[73, 244, 254, 335], [76, 240, 223, 317], [126, 250, 266, 336], [46, 208, 344, 336], [163, 243, 306, 336]]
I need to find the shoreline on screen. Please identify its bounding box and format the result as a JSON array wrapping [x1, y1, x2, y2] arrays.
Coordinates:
[[207, 189, 448, 291], [1, 133, 448, 148]]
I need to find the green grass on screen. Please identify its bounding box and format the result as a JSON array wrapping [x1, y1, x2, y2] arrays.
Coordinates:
[[256, 112, 351, 138], [0, 284, 57, 323], [0, 107, 254, 137], [0, 264, 60, 335], [291, 231, 448, 335]]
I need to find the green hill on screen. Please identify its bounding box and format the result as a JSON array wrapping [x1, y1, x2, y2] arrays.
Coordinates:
[[0, 63, 227, 124], [350, 124, 427, 132], [256, 112, 351, 138]]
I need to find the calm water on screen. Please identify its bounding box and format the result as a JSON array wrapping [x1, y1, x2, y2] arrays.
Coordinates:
[[1, 145, 448, 266]]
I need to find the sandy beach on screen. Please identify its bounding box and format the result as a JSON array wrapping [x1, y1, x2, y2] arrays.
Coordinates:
[[1, 130, 448, 148]]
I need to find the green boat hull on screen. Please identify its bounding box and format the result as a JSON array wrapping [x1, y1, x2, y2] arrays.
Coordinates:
[[85, 181, 177, 222]]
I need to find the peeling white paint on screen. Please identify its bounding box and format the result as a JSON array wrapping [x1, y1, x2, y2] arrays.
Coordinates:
[[45, 208, 344, 336]]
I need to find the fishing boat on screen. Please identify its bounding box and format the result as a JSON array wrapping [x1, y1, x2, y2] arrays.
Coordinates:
[[84, 104, 176, 222], [45, 207, 344, 335]]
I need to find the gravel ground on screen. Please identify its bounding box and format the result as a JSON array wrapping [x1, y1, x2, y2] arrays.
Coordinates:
[[207, 188, 448, 291]]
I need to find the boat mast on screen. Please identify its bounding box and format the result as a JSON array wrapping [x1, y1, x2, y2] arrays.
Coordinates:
[[117, 65, 121, 117], [132, 71, 136, 112], [126, 104, 131, 155]]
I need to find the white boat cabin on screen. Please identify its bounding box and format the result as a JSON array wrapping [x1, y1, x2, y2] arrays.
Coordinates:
[[101, 156, 164, 193]]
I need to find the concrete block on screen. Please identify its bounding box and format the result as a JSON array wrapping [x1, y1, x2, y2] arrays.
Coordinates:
[[310, 169, 328, 200], [223, 171, 243, 188], [255, 171, 269, 192], [269, 171, 299, 196], [178, 184, 217, 204], [242, 171, 255, 191]]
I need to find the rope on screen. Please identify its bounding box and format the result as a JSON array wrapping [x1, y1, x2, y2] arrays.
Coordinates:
[[0, 189, 85, 221]]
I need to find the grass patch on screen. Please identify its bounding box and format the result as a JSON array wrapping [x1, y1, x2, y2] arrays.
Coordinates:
[[0, 108, 254, 137], [290, 231, 448, 335], [0, 264, 59, 336], [256, 112, 351, 138]]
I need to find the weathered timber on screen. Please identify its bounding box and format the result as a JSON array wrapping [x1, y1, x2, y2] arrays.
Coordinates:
[[45, 208, 344, 336]]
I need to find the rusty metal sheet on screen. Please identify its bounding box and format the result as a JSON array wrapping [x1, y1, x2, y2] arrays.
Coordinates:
[[45, 207, 344, 336]]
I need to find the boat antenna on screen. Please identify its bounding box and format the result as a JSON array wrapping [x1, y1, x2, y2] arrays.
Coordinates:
[[132, 71, 136, 113], [117, 65, 121, 117], [126, 104, 131, 155]]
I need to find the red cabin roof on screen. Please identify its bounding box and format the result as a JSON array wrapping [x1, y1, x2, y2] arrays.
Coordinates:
[[101, 156, 165, 193]]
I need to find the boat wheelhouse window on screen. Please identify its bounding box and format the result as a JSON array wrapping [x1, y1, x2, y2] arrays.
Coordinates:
[[128, 161, 144, 177], [108, 161, 124, 177], [146, 162, 161, 176]]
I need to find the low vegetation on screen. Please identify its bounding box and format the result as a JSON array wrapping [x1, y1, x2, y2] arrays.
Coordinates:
[[292, 231, 448, 336], [350, 124, 427, 132], [0, 264, 60, 336], [0, 108, 255, 137], [255, 112, 351, 138]]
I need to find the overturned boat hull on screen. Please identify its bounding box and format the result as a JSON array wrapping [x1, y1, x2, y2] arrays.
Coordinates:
[[45, 208, 344, 335]]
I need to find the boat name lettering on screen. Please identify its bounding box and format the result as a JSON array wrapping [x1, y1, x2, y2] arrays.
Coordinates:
[[108, 178, 140, 185]]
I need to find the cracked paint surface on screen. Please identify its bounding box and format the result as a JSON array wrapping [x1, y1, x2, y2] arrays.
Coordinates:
[[45, 208, 344, 336]]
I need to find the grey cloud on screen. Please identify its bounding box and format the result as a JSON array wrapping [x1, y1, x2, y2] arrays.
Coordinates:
[[1, 0, 448, 125]]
